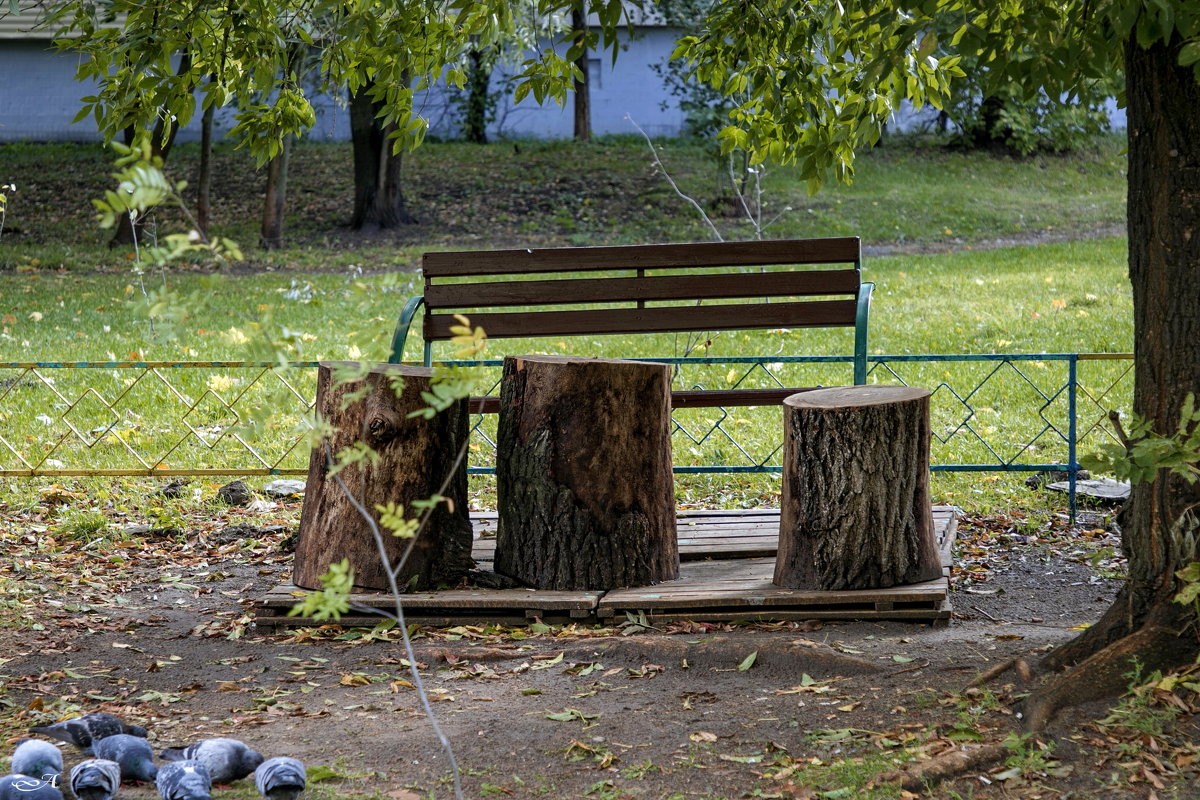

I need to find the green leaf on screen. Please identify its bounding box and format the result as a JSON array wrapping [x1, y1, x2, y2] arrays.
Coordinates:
[[737, 651, 758, 671], [306, 765, 347, 783]]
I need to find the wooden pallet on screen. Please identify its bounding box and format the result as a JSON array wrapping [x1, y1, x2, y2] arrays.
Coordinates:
[[255, 586, 601, 628], [256, 507, 956, 627]]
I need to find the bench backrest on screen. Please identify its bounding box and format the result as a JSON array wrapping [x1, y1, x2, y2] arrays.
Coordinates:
[[389, 237, 871, 384]]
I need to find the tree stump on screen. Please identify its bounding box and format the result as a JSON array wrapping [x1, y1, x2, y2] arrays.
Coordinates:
[[774, 385, 942, 591], [292, 362, 473, 592], [494, 355, 678, 590]]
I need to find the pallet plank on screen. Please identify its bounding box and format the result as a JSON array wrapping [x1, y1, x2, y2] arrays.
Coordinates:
[[257, 507, 956, 627]]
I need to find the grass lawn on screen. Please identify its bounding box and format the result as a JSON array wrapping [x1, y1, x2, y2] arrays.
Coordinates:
[[0, 236, 1132, 513], [0, 134, 1125, 271], [0, 135, 1132, 512]]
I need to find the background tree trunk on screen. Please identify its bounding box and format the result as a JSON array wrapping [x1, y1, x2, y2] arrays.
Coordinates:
[[774, 386, 942, 590], [110, 52, 191, 247], [494, 355, 678, 590], [572, 6, 591, 142], [464, 44, 493, 144], [292, 362, 473, 592], [350, 82, 417, 230], [196, 96, 215, 239], [1024, 30, 1200, 729], [259, 134, 291, 250]]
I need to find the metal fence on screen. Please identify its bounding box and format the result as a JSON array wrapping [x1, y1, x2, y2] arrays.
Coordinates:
[[0, 354, 1133, 510]]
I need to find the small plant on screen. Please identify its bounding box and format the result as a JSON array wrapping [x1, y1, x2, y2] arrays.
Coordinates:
[[619, 759, 660, 780], [1096, 662, 1185, 757], [993, 732, 1066, 784], [57, 508, 109, 539]]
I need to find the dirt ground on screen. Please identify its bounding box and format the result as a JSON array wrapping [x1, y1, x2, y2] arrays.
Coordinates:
[[2, 502, 1198, 800]]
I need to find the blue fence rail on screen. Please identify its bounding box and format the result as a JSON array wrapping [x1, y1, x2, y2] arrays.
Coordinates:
[[0, 354, 1133, 513]]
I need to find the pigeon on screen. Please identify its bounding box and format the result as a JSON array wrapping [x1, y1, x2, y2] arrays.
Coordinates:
[[94, 734, 157, 783], [68, 759, 121, 800], [160, 738, 263, 785], [155, 761, 211, 800], [29, 712, 147, 754], [0, 774, 63, 800], [10, 740, 62, 782], [254, 757, 305, 800]]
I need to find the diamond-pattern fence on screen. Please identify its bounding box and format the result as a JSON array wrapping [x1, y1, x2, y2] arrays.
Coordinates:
[[1, 355, 1134, 507], [0, 362, 318, 476]]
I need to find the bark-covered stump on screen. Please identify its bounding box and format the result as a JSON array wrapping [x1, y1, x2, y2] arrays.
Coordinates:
[[292, 362, 473, 592], [774, 385, 942, 591], [494, 355, 679, 590]]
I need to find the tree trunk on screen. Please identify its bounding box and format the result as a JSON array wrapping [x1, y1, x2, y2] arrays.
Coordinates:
[[196, 95, 215, 239], [110, 52, 191, 247], [774, 386, 942, 590], [292, 362, 474, 592], [259, 134, 291, 250], [572, 6, 591, 142], [494, 355, 678, 590], [350, 82, 417, 230], [967, 94, 1010, 150], [464, 44, 492, 144], [1023, 30, 1200, 729]]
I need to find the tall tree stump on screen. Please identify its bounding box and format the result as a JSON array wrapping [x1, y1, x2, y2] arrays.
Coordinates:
[[494, 355, 678, 590], [292, 362, 473, 592], [774, 386, 942, 591]]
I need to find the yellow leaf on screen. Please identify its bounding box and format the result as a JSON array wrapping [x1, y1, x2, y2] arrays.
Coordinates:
[[340, 673, 372, 686]]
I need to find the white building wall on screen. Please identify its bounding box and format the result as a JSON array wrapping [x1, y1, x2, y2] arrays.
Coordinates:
[[0, 32, 1124, 144]]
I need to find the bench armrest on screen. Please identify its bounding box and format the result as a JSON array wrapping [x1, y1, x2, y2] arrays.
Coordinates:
[[854, 281, 874, 385], [388, 295, 427, 365]]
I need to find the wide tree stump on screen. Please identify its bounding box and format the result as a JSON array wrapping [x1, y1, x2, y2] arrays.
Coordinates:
[[774, 385, 942, 591], [494, 355, 679, 590], [292, 362, 473, 592]]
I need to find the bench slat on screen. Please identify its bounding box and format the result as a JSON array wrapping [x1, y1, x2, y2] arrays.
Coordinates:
[[425, 269, 860, 309], [468, 387, 822, 414], [425, 300, 857, 340], [423, 237, 860, 277]]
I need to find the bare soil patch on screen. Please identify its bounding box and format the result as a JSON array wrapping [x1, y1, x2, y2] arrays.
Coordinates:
[[2, 502, 1195, 798]]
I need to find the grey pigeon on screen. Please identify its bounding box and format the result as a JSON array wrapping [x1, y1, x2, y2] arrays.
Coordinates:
[[159, 738, 262, 785], [93, 734, 157, 783], [155, 761, 211, 800], [10, 740, 62, 782], [29, 713, 147, 755], [254, 757, 305, 800], [69, 759, 121, 800], [0, 774, 63, 800]]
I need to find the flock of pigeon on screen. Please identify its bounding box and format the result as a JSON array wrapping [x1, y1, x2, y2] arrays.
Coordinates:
[[1, 712, 305, 800]]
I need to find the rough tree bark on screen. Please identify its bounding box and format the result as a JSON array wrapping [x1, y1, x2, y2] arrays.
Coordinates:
[[494, 355, 678, 590], [571, 5, 591, 142], [774, 386, 942, 590], [1022, 31, 1200, 730], [349, 82, 417, 231], [291, 362, 473, 592]]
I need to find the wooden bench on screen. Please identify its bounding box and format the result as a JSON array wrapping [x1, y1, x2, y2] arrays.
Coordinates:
[[387, 237, 873, 411]]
